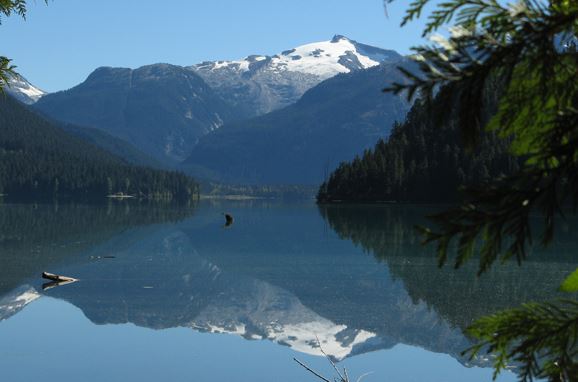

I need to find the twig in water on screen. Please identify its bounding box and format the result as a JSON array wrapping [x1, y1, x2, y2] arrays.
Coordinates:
[[316, 334, 346, 381], [294, 335, 374, 382], [293, 358, 331, 382]]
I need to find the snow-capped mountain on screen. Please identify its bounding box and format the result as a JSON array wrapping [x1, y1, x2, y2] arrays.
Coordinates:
[[6, 74, 46, 105], [183, 61, 413, 185], [189, 35, 402, 116]]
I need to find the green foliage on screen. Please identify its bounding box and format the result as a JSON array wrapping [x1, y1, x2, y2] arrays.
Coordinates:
[[561, 270, 578, 293], [0, 56, 16, 91], [466, 300, 578, 381], [0, 0, 30, 21]]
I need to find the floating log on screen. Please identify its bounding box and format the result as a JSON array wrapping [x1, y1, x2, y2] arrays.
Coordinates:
[[42, 272, 78, 283]]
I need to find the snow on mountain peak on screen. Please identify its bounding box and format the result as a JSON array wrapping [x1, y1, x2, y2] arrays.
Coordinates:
[[6, 74, 46, 105], [188, 36, 401, 115], [193, 35, 400, 81]]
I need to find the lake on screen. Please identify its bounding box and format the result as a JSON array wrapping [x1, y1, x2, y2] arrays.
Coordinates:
[[0, 201, 575, 382]]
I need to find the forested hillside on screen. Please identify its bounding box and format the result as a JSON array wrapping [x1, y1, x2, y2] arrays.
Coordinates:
[[0, 95, 198, 202], [317, 84, 520, 202]]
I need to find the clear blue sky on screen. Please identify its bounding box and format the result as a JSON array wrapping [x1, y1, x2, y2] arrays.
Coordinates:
[[2, 0, 435, 92]]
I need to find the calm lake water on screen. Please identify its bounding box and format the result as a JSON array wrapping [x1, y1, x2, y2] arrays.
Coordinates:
[[0, 201, 575, 382]]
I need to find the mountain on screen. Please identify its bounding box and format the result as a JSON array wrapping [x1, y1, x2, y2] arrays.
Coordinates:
[[34, 64, 241, 164], [189, 35, 402, 116], [3, 74, 160, 167], [182, 60, 413, 185], [0, 95, 198, 201], [32, 37, 403, 171], [5, 74, 46, 105]]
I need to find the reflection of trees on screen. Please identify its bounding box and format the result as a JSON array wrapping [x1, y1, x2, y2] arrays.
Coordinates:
[[318, 204, 577, 331], [0, 202, 195, 297]]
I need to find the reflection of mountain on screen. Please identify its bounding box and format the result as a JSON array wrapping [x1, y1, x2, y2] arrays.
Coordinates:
[[4, 202, 573, 368], [30, 207, 474, 365], [318, 204, 578, 332], [42, 229, 395, 361]]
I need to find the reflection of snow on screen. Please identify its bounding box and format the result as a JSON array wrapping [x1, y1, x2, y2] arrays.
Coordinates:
[[201, 323, 247, 336], [200, 318, 376, 361], [0, 285, 41, 321], [265, 321, 376, 360], [189, 275, 379, 361]]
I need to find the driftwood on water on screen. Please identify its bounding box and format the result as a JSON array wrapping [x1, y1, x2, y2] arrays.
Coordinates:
[[42, 272, 77, 283], [41, 272, 78, 290]]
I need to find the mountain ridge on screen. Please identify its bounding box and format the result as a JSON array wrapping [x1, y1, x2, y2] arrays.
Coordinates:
[[189, 35, 402, 116], [34, 63, 241, 164]]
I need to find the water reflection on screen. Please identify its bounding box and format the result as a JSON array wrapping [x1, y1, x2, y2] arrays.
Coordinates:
[[0, 201, 574, 381], [318, 204, 576, 331]]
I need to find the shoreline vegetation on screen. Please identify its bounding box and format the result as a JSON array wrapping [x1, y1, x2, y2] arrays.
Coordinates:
[[199, 194, 268, 200]]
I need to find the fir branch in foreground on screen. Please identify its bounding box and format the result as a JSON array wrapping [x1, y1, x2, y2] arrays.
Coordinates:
[[466, 300, 578, 382]]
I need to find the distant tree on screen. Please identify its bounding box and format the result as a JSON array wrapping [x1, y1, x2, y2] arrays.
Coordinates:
[[384, 1, 578, 380], [0, 0, 47, 90]]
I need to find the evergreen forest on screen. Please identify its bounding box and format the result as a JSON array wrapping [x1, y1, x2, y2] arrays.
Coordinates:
[[0, 95, 199, 202], [317, 85, 520, 203]]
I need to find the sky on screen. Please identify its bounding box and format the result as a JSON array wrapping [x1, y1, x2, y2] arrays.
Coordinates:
[[1, 0, 436, 92]]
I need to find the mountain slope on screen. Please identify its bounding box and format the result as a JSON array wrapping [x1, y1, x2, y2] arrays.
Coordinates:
[[59, 122, 163, 169], [34, 64, 241, 164], [182, 60, 413, 185], [190, 35, 402, 116], [317, 82, 520, 202], [5, 74, 46, 105], [0, 95, 198, 201]]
